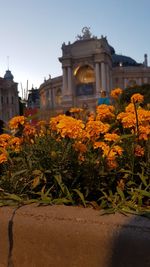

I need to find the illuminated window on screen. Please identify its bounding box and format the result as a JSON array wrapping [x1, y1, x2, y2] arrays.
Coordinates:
[[74, 65, 95, 84]]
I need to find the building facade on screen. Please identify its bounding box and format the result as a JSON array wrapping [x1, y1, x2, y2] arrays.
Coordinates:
[[0, 69, 19, 122], [39, 27, 150, 118]]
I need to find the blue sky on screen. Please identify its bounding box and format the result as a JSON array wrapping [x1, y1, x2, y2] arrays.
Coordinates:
[[0, 0, 150, 96]]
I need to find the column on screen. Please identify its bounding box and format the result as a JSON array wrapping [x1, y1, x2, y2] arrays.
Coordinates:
[[106, 64, 110, 93], [62, 67, 68, 96], [138, 78, 142, 85], [95, 62, 100, 96], [101, 62, 106, 91], [67, 66, 72, 95], [124, 78, 128, 88]]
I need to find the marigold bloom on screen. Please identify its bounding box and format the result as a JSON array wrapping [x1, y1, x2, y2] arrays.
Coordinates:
[[50, 115, 84, 139], [112, 145, 123, 156], [107, 158, 118, 169], [94, 141, 110, 156], [110, 88, 123, 99], [37, 120, 47, 127], [104, 133, 120, 142], [0, 151, 7, 164], [9, 116, 26, 129], [8, 137, 22, 152], [134, 145, 144, 157], [69, 107, 83, 113], [73, 141, 87, 153], [0, 134, 11, 148], [117, 104, 150, 135], [96, 105, 115, 121], [139, 125, 150, 140], [85, 121, 110, 141], [131, 93, 144, 104], [23, 124, 36, 136]]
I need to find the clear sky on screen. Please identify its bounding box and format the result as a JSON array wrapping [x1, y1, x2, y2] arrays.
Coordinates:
[[0, 0, 150, 96]]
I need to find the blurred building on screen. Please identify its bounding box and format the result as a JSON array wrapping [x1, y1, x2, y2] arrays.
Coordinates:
[[39, 27, 150, 118], [0, 69, 19, 122], [24, 87, 40, 124]]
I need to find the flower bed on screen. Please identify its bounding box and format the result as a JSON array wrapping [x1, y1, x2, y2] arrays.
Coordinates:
[[0, 90, 150, 215]]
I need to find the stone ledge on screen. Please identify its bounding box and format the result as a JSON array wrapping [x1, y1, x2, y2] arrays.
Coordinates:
[[0, 204, 150, 267]]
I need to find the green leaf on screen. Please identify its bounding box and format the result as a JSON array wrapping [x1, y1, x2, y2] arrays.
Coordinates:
[[4, 193, 22, 202], [116, 186, 125, 201], [134, 189, 150, 198], [12, 169, 27, 178], [73, 189, 86, 207], [137, 170, 148, 187]]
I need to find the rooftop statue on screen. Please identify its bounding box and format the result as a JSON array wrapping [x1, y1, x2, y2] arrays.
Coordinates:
[[76, 27, 96, 40]]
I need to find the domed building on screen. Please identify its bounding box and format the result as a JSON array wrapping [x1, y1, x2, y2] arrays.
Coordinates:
[[0, 69, 19, 122], [39, 28, 150, 118]]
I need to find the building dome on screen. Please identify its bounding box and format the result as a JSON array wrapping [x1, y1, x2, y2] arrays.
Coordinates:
[[112, 54, 141, 67], [4, 70, 14, 81]]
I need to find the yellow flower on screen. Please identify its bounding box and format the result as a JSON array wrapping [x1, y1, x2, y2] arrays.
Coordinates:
[[131, 93, 144, 104], [110, 88, 123, 99]]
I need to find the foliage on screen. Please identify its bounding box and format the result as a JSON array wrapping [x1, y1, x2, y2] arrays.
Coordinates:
[[0, 90, 150, 216], [120, 83, 150, 105]]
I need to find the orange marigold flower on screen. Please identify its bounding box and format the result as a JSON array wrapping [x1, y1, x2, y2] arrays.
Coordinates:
[[85, 121, 110, 141], [50, 115, 66, 131], [0, 151, 8, 164], [78, 154, 85, 162], [110, 88, 123, 99], [139, 125, 150, 140], [23, 124, 36, 136], [96, 105, 115, 121], [69, 107, 83, 113], [107, 159, 118, 169], [0, 134, 11, 148], [50, 115, 85, 139], [125, 103, 135, 113], [112, 145, 123, 156], [94, 141, 110, 155], [37, 120, 47, 127], [73, 141, 87, 153], [134, 145, 144, 157], [8, 137, 22, 152], [131, 93, 144, 104], [87, 112, 95, 121], [9, 116, 26, 129], [104, 133, 120, 142]]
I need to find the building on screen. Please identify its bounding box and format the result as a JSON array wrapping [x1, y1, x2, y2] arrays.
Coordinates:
[[24, 87, 40, 124], [39, 27, 150, 118], [0, 69, 19, 122]]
